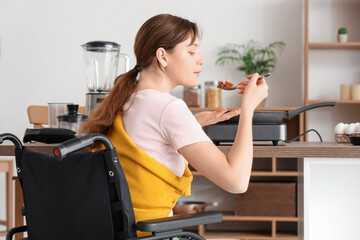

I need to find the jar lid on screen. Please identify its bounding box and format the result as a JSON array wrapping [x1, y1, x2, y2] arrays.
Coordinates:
[[184, 85, 201, 90], [81, 41, 120, 52]]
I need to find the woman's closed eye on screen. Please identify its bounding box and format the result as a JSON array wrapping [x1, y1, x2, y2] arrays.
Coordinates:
[[189, 51, 196, 55]]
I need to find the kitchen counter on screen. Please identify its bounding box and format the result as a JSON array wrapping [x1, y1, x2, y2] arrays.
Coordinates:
[[219, 141, 360, 158], [1, 141, 360, 240], [0, 142, 57, 156], [1, 141, 359, 158], [216, 142, 360, 240]]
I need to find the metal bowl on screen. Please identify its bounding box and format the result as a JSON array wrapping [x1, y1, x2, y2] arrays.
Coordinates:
[[173, 201, 218, 215], [348, 134, 360, 145]]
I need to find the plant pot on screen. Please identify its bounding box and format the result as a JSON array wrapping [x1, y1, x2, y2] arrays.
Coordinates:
[[337, 34, 348, 43]]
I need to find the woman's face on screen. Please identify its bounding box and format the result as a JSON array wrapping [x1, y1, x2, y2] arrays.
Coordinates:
[[165, 36, 204, 88]]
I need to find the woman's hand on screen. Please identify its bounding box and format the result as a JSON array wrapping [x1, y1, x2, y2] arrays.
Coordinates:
[[235, 73, 269, 112], [194, 107, 241, 127]]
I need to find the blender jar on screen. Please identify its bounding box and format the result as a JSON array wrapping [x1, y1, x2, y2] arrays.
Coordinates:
[[82, 41, 129, 92]]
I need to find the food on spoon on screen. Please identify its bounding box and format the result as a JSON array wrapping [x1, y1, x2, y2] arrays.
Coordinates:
[[225, 81, 234, 87], [217, 81, 235, 89]]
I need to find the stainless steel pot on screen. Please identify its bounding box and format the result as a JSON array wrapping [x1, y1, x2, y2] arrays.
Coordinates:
[[57, 104, 87, 133], [173, 201, 218, 215]]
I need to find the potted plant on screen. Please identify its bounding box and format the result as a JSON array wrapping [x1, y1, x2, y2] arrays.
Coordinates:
[[215, 40, 285, 108], [337, 28, 348, 43]]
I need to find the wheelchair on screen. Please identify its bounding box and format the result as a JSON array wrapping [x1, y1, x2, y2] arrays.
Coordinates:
[[0, 133, 222, 240]]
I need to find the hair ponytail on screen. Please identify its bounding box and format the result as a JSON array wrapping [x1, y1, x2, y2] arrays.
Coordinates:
[[80, 68, 138, 135]]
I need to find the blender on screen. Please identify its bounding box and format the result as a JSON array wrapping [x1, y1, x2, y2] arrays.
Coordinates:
[[82, 41, 130, 115]]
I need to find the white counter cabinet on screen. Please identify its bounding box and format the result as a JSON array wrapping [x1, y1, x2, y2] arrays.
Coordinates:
[[303, 158, 360, 240]]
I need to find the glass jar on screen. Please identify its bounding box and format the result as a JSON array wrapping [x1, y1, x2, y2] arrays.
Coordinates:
[[205, 81, 221, 108], [183, 85, 201, 107]]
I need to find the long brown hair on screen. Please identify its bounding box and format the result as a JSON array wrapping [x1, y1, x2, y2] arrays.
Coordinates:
[[80, 14, 199, 135]]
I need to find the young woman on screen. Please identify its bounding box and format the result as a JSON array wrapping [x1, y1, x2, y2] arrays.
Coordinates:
[[81, 14, 268, 230]]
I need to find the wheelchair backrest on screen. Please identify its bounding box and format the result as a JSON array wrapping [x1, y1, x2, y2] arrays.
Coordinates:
[[14, 141, 137, 239]]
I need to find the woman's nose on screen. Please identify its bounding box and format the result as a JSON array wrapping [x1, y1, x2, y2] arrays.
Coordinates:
[[198, 54, 204, 65]]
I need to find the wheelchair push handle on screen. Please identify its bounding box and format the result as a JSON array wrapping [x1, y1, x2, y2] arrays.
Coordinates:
[[0, 133, 23, 150], [54, 133, 114, 161]]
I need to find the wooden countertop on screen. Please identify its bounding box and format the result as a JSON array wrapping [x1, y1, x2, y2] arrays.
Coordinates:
[[219, 142, 360, 158], [1, 141, 359, 158], [0, 142, 56, 156]]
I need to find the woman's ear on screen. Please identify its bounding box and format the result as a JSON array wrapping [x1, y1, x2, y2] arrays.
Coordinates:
[[156, 47, 168, 68]]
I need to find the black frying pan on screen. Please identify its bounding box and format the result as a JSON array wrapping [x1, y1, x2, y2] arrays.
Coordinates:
[[253, 102, 336, 124], [224, 102, 336, 124]]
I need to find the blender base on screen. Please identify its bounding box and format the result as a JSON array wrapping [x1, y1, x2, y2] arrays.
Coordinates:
[[85, 92, 109, 115]]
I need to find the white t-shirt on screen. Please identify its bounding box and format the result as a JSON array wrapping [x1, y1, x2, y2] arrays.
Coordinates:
[[122, 89, 211, 177]]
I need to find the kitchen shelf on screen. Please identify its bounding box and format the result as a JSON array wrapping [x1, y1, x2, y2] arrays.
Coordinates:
[[189, 156, 299, 238], [222, 214, 299, 222], [308, 100, 360, 104], [192, 157, 300, 177], [201, 231, 298, 240], [304, 0, 360, 141], [192, 171, 300, 177], [198, 214, 299, 239], [309, 42, 360, 49]]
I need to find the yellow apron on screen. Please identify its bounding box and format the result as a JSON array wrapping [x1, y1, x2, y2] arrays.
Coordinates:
[[106, 115, 193, 236]]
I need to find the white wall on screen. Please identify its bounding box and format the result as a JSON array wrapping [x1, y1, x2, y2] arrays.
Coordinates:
[[0, 0, 304, 140]]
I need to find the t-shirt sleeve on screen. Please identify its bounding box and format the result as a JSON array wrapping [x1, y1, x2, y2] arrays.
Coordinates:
[[160, 99, 212, 150]]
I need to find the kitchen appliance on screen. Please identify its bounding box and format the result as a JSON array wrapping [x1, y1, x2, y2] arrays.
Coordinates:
[[82, 41, 130, 115], [57, 104, 87, 133], [204, 102, 336, 146]]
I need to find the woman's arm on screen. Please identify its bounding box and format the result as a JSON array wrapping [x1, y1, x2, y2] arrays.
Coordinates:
[[178, 73, 268, 193]]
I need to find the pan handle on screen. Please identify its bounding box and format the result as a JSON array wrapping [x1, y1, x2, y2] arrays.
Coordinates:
[[287, 102, 336, 120]]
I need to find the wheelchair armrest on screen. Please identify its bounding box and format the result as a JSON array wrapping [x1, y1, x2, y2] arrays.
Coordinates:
[[53, 133, 114, 160], [136, 211, 222, 233]]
